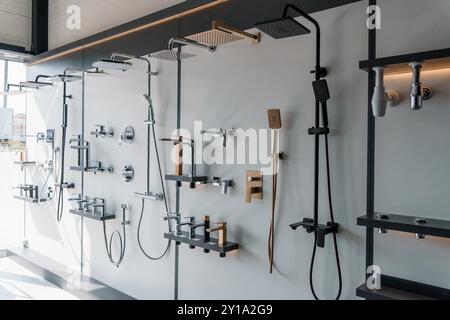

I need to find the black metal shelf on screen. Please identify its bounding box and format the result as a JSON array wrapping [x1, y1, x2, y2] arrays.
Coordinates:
[[359, 47, 450, 74], [69, 209, 115, 221], [13, 195, 47, 203], [164, 231, 239, 258], [357, 213, 450, 239], [356, 275, 450, 300]]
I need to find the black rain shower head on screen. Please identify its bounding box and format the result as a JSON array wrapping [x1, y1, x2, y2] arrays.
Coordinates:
[[255, 17, 310, 39]]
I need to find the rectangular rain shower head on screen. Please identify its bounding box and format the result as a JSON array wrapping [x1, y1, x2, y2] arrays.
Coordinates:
[[92, 59, 132, 71], [149, 50, 197, 61], [186, 21, 260, 46], [255, 17, 311, 39]]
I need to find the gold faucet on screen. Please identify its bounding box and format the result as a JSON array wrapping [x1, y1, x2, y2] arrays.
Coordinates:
[[207, 222, 227, 247]]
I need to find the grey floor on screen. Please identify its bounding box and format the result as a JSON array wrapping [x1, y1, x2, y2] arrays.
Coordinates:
[[0, 257, 77, 300]]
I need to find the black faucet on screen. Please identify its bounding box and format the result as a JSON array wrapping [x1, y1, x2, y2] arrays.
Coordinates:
[[191, 215, 211, 253]]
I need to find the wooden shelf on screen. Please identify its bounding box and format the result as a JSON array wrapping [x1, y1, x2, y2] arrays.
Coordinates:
[[357, 213, 450, 239], [356, 275, 450, 300], [69, 209, 115, 221], [164, 231, 239, 258], [359, 47, 450, 74], [13, 195, 47, 203]]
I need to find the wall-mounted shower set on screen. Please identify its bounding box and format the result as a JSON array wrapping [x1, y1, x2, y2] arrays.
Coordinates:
[[256, 3, 342, 299]]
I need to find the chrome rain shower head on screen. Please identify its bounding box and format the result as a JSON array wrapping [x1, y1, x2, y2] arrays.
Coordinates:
[[49, 74, 83, 83], [372, 66, 400, 117], [18, 74, 52, 90], [149, 50, 196, 61], [409, 62, 432, 110], [92, 59, 132, 71], [19, 81, 53, 89], [149, 37, 215, 62], [255, 17, 311, 39]]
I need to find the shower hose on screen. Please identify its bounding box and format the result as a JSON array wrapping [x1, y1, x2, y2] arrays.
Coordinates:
[[137, 119, 172, 261], [268, 150, 279, 274], [309, 134, 343, 300], [56, 124, 67, 222], [102, 206, 127, 267]]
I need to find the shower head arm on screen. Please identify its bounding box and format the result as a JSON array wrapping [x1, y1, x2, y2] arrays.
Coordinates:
[[169, 38, 216, 53], [34, 75, 51, 82], [110, 53, 154, 74], [283, 4, 321, 77]]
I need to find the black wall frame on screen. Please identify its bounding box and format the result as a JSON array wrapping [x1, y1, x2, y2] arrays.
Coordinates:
[[359, 0, 450, 300], [31, 0, 49, 55]]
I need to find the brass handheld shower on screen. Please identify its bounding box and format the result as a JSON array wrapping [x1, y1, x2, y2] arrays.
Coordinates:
[[267, 109, 282, 274]]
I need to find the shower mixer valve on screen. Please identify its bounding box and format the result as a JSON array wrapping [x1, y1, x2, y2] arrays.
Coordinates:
[[212, 177, 234, 195], [200, 128, 235, 148], [290, 218, 339, 248], [90, 125, 114, 138]]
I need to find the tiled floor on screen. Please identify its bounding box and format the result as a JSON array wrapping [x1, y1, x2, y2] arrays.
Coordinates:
[[0, 258, 78, 300]]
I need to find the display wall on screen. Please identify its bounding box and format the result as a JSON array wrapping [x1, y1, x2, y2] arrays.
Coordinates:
[[20, 0, 450, 299]]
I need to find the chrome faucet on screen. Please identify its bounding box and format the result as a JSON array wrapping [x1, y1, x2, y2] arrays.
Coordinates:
[[163, 213, 182, 234]]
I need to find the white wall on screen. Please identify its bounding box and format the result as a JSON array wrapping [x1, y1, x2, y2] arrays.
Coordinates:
[[0, 0, 31, 48], [48, 0, 184, 50], [23, 0, 450, 299]]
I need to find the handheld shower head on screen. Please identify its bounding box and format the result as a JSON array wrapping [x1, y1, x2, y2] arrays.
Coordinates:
[[372, 67, 400, 117], [142, 94, 152, 106], [409, 62, 432, 110], [255, 17, 311, 39]]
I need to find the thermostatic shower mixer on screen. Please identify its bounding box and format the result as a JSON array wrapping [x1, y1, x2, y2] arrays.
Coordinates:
[[119, 126, 135, 145]]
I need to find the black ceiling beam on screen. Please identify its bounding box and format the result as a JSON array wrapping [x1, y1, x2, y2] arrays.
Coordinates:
[[30, 0, 361, 66], [31, 0, 49, 55]]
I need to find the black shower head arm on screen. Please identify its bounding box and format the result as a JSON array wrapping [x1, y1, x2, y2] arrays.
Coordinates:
[[168, 37, 216, 52], [283, 4, 321, 77], [34, 74, 51, 82]]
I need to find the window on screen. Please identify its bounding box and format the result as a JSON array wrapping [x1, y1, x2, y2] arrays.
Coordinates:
[[0, 60, 27, 250]]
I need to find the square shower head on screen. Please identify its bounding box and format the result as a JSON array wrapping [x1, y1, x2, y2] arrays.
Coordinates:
[[92, 59, 132, 71], [49, 74, 83, 83], [255, 17, 310, 39], [186, 29, 244, 47], [149, 50, 196, 62], [19, 81, 52, 89]]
